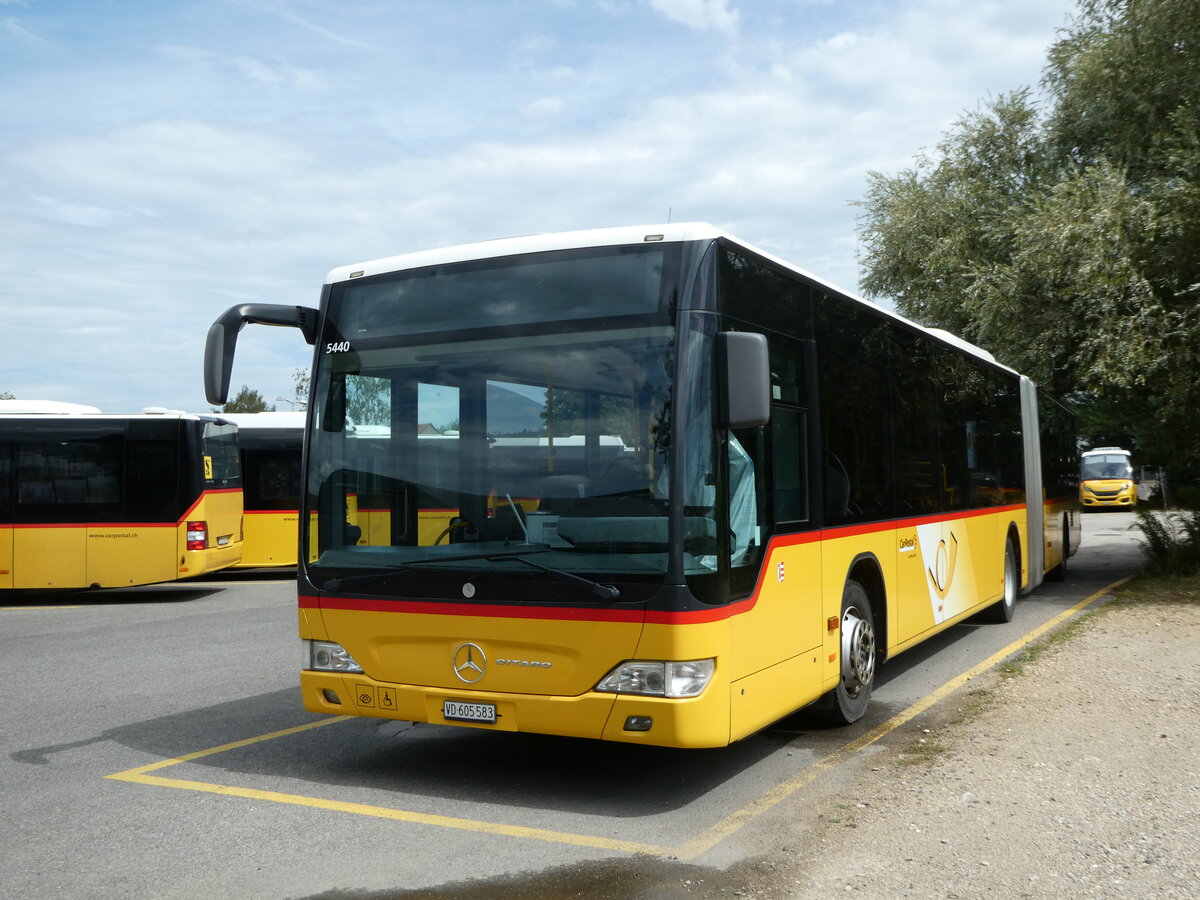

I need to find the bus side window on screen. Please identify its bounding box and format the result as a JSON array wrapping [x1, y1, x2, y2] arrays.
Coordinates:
[[814, 297, 893, 523], [771, 408, 808, 525], [890, 329, 939, 514], [728, 427, 765, 596], [0, 440, 11, 522], [126, 440, 179, 521]]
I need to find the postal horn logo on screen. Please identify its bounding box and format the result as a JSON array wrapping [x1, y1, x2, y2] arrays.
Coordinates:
[[928, 532, 959, 601], [452, 642, 487, 683]]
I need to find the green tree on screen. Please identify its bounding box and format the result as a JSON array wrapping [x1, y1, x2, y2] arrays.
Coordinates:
[[291, 367, 309, 409], [859, 91, 1064, 385], [217, 385, 274, 414], [346, 375, 390, 426], [0, 391, 14, 400], [858, 0, 1200, 486]]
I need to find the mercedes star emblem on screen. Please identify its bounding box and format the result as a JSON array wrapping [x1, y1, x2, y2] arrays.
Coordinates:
[[452, 642, 486, 683]]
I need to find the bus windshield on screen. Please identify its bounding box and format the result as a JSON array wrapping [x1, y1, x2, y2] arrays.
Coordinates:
[[1081, 454, 1131, 480], [304, 244, 721, 590], [201, 421, 241, 489]]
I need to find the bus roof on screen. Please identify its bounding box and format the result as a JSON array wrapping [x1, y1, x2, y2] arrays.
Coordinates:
[[0, 400, 102, 415], [220, 411, 308, 431], [325, 222, 1013, 375], [0, 407, 230, 424], [324, 223, 725, 285]]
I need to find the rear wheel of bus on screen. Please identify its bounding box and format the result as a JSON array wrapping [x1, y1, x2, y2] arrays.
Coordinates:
[[983, 534, 1019, 623]]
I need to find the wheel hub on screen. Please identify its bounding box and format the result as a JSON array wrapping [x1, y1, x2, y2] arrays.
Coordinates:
[[841, 606, 876, 695]]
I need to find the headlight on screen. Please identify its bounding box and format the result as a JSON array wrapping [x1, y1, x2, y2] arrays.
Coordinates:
[[595, 659, 715, 698], [302, 639, 363, 673]]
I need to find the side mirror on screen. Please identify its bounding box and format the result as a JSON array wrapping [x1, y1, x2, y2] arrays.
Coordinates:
[[204, 303, 319, 405], [717, 331, 770, 429]]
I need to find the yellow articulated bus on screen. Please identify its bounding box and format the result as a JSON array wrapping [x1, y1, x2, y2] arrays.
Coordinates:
[[222, 412, 305, 567], [0, 402, 243, 591], [1038, 396, 1081, 580], [1079, 447, 1137, 510], [204, 223, 1080, 748]]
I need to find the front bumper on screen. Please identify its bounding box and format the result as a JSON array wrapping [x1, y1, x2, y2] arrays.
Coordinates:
[[300, 670, 732, 748], [1080, 492, 1136, 507]]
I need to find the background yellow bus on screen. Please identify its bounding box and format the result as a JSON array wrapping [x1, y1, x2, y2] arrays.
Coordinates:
[[1079, 446, 1137, 510], [222, 412, 304, 568], [0, 403, 243, 591], [205, 223, 1080, 748]]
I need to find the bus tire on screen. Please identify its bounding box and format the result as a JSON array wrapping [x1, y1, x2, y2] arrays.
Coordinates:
[[984, 535, 1019, 622], [1046, 515, 1069, 582], [815, 580, 876, 725]]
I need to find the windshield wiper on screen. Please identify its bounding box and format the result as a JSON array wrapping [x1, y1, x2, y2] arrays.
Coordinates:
[[319, 551, 534, 591], [494, 554, 621, 602], [321, 565, 418, 592], [320, 548, 621, 601], [321, 548, 553, 592]]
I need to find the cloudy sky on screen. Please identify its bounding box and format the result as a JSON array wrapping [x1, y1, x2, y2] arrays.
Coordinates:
[[1, 0, 1076, 414]]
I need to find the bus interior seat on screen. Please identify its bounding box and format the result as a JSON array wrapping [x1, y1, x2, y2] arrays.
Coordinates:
[[479, 497, 527, 542], [591, 455, 651, 497], [537, 474, 590, 514]]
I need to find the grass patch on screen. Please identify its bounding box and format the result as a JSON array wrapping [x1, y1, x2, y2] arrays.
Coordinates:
[[955, 687, 998, 723], [1136, 509, 1200, 575], [897, 688, 998, 766], [898, 729, 950, 765], [1044, 609, 1098, 644], [999, 607, 1101, 677], [1114, 570, 1200, 605], [998, 658, 1026, 677]]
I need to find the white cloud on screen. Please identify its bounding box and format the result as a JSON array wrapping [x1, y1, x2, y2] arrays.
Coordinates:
[[522, 96, 567, 118], [27, 195, 128, 228], [257, 2, 373, 49], [2, 15, 42, 42], [647, 0, 739, 33], [157, 45, 327, 90], [14, 121, 313, 215]]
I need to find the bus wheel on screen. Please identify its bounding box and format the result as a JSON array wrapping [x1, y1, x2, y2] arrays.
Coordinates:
[[984, 536, 1019, 622], [816, 580, 876, 725]]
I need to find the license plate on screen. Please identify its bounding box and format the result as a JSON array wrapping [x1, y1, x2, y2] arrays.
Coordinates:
[[217, 535, 229, 546], [443, 700, 496, 723]]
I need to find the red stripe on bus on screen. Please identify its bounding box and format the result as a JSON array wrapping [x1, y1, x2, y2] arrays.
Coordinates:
[[300, 594, 645, 623], [180, 488, 243, 520], [301, 503, 1029, 624], [0, 489, 247, 529], [0, 522, 178, 530]]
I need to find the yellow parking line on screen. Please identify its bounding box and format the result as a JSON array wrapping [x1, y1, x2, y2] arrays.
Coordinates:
[[106, 715, 667, 855], [105, 577, 1128, 859], [111, 770, 668, 855], [187, 580, 294, 586], [107, 716, 352, 776]]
